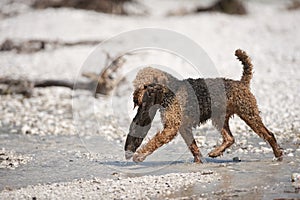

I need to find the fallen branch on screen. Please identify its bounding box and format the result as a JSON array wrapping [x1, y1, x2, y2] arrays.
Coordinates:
[[167, 0, 247, 16], [287, 0, 300, 10], [32, 0, 137, 15], [0, 53, 126, 97], [0, 39, 102, 54], [0, 78, 34, 98], [81, 53, 126, 96]]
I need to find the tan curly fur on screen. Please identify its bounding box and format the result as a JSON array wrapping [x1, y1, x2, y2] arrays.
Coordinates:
[[125, 49, 283, 163]]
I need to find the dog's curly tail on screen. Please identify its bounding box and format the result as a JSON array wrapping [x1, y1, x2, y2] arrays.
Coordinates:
[[235, 49, 253, 87]]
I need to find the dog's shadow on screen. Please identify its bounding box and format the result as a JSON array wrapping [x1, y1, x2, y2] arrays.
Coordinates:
[[98, 157, 245, 169]]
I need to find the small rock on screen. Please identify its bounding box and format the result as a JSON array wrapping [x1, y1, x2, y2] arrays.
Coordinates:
[[253, 149, 262, 153], [233, 157, 241, 162], [287, 153, 294, 157], [21, 125, 31, 134], [237, 148, 244, 153], [259, 142, 266, 146], [261, 147, 272, 153], [10, 129, 18, 134], [291, 173, 300, 182]]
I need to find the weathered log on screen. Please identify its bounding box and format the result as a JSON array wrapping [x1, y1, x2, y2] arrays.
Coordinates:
[[195, 0, 247, 15], [168, 0, 247, 16], [287, 0, 300, 10], [32, 0, 135, 15], [0, 56, 125, 97], [0, 39, 102, 54], [0, 78, 34, 98]]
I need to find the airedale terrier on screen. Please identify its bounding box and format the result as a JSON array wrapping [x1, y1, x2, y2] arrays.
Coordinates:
[[124, 49, 283, 163]]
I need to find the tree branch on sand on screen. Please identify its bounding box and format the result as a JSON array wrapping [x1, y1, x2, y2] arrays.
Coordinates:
[[167, 0, 247, 16], [32, 0, 143, 15], [286, 0, 300, 10], [0, 39, 102, 54], [0, 53, 126, 97]]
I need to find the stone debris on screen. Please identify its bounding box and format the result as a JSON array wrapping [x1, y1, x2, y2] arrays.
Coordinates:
[[0, 148, 32, 169], [0, 87, 75, 136], [0, 171, 218, 199], [291, 173, 300, 182], [232, 157, 241, 162]]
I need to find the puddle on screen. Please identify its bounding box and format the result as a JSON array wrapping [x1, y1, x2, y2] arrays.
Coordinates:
[[0, 132, 299, 199]]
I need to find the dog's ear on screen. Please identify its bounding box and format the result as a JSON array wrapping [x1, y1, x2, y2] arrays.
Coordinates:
[[133, 84, 166, 109], [145, 84, 164, 106], [133, 85, 147, 109]]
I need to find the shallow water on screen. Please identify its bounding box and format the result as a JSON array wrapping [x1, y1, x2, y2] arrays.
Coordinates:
[[0, 132, 299, 199]]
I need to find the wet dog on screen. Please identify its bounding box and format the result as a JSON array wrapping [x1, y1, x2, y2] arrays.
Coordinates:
[[124, 49, 283, 163]]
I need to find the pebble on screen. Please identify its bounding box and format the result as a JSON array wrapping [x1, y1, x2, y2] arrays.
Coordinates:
[[237, 149, 245, 154], [21, 125, 31, 134], [233, 157, 241, 162], [261, 147, 272, 153], [287, 153, 294, 157], [253, 149, 263, 153], [0, 148, 31, 169], [259, 142, 266, 146], [291, 173, 300, 182]]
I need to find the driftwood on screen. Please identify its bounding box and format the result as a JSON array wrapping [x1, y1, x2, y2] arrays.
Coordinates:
[[287, 0, 300, 10], [0, 54, 126, 97], [32, 0, 135, 15], [0, 78, 34, 98], [0, 0, 147, 19], [195, 0, 247, 15], [0, 39, 102, 54], [168, 0, 247, 16]]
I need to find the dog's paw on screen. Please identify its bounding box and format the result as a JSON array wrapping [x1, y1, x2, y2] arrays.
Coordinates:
[[133, 152, 147, 163], [273, 156, 283, 162], [193, 155, 203, 163], [208, 150, 223, 158]]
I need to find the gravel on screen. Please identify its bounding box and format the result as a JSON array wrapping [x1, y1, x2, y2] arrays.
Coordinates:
[[0, 87, 74, 136], [0, 171, 218, 199], [0, 148, 31, 169]]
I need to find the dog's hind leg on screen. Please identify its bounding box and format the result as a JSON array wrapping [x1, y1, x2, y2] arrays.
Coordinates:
[[133, 99, 182, 162], [234, 93, 283, 160], [238, 110, 283, 160], [209, 114, 235, 158], [179, 126, 202, 163]]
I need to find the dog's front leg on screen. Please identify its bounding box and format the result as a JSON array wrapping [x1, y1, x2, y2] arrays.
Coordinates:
[[133, 127, 180, 162], [133, 99, 182, 162]]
